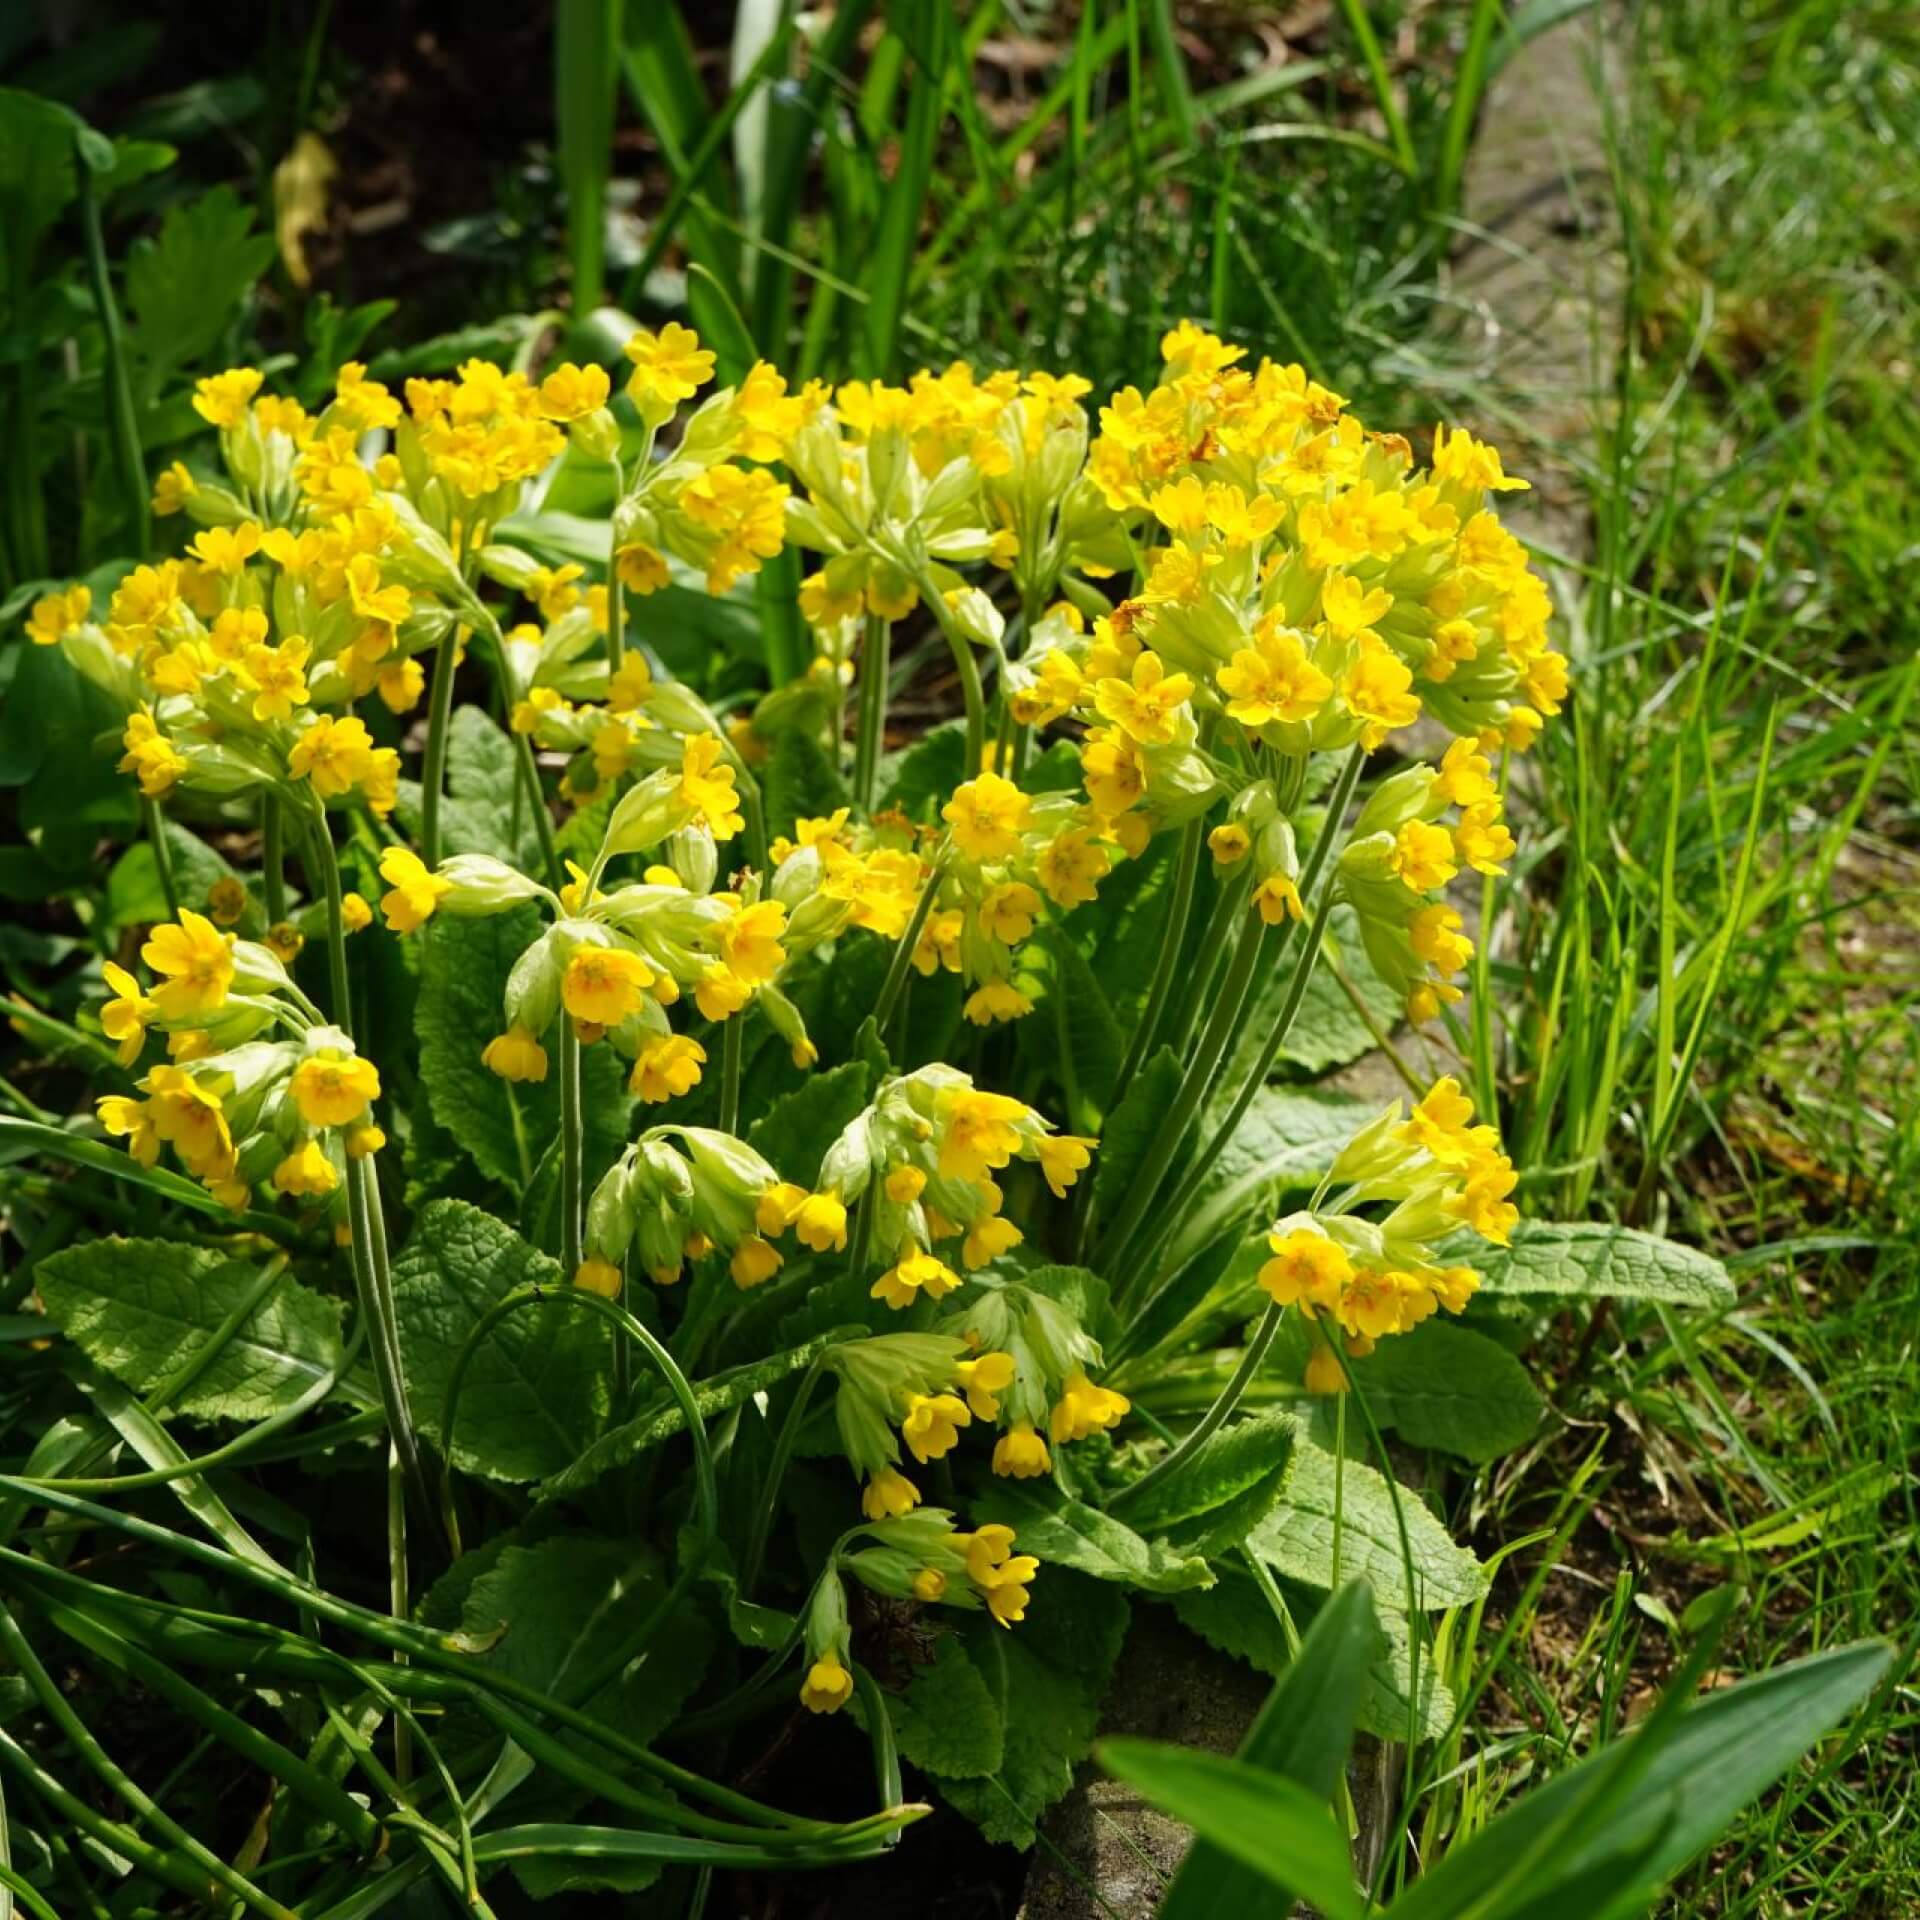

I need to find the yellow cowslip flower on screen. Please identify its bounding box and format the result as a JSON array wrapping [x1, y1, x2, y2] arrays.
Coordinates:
[[346, 554, 410, 631], [205, 877, 247, 928], [188, 521, 263, 576], [289, 713, 377, 800], [799, 1651, 854, 1715], [265, 922, 305, 965], [870, 1244, 962, 1312], [272, 1140, 337, 1198], [937, 1090, 1028, 1185], [974, 882, 1039, 948], [1447, 1155, 1520, 1246], [1094, 650, 1192, 748], [192, 367, 264, 428], [1210, 824, 1252, 865], [862, 1467, 920, 1521], [1387, 819, 1459, 895], [900, 1391, 971, 1464], [629, 1033, 705, 1103], [538, 362, 611, 422], [118, 710, 188, 799], [616, 542, 670, 595], [290, 1049, 381, 1130], [694, 964, 751, 1022], [242, 636, 312, 724], [1431, 422, 1528, 493], [729, 1235, 782, 1290], [1080, 728, 1147, 819], [624, 322, 714, 414], [606, 656, 655, 715], [793, 1189, 848, 1253], [680, 465, 789, 594], [481, 1026, 549, 1083], [1259, 1226, 1352, 1311], [1035, 827, 1110, 910], [954, 1351, 1017, 1421], [346, 1123, 385, 1159], [152, 462, 197, 517], [574, 1256, 624, 1298], [1454, 802, 1516, 876], [1218, 626, 1333, 731], [717, 900, 787, 986], [140, 911, 234, 1021], [961, 1209, 1022, 1270], [961, 1524, 1039, 1628], [943, 772, 1030, 863], [1433, 737, 1497, 809], [562, 946, 653, 1028], [98, 963, 155, 1067], [378, 847, 453, 933], [376, 657, 426, 714], [1036, 1133, 1095, 1199], [1205, 481, 1284, 546], [732, 359, 807, 461], [1410, 903, 1473, 975], [678, 735, 744, 840], [333, 362, 401, 432], [963, 979, 1033, 1026], [993, 1420, 1052, 1479], [27, 584, 89, 646], [1320, 570, 1393, 640], [1049, 1369, 1130, 1444], [98, 1093, 160, 1165]]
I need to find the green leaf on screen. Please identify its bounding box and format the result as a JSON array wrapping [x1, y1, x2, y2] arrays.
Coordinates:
[[415, 906, 629, 1198], [1160, 1581, 1377, 1918], [1341, 1320, 1544, 1463], [536, 1331, 839, 1501], [1470, 1221, 1735, 1308], [746, 1060, 872, 1188], [1170, 1085, 1374, 1275], [1093, 1046, 1187, 1219], [390, 1201, 613, 1483], [1045, 925, 1125, 1122], [1249, 1428, 1487, 1611], [971, 1480, 1214, 1595], [124, 184, 276, 395], [36, 1239, 345, 1423], [1098, 1742, 1364, 1920], [1388, 1639, 1894, 1920], [761, 726, 848, 841], [940, 1567, 1129, 1847], [886, 1634, 1004, 1779], [1119, 1410, 1296, 1556], [1173, 1571, 1454, 1742], [396, 705, 550, 874], [1221, 905, 1399, 1082], [876, 718, 965, 821], [0, 88, 80, 274]]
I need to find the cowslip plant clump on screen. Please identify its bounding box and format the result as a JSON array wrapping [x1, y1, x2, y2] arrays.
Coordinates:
[[22, 321, 1569, 1872]]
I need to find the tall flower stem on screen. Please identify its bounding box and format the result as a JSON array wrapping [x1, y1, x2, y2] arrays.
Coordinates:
[[418, 632, 462, 868], [873, 846, 948, 1036], [606, 492, 626, 671], [142, 798, 179, 918], [907, 565, 985, 777], [558, 1018, 584, 1275], [1108, 1301, 1283, 1512], [261, 791, 287, 925], [718, 1013, 744, 1137], [305, 805, 433, 1538], [510, 733, 563, 888], [852, 613, 890, 811]]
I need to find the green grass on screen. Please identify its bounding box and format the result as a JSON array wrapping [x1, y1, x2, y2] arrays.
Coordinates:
[[1440, 2, 1920, 1911]]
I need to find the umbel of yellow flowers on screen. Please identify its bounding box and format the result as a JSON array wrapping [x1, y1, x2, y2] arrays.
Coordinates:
[[38, 318, 1564, 1726]]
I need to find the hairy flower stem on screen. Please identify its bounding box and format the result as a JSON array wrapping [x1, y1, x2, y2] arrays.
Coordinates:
[[417, 631, 461, 867], [306, 810, 433, 1541], [510, 732, 563, 888], [719, 1011, 744, 1137], [1108, 1301, 1283, 1512], [606, 509, 626, 671], [558, 1019, 583, 1274], [853, 613, 890, 810], [873, 845, 949, 1035], [1113, 745, 1368, 1307], [261, 791, 286, 924], [739, 1352, 828, 1599], [142, 796, 179, 918]]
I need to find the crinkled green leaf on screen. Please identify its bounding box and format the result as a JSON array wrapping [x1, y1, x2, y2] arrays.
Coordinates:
[[1093, 1045, 1188, 1218], [876, 718, 965, 822], [940, 1567, 1129, 1847], [971, 1480, 1214, 1594], [1342, 1319, 1544, 1462], [36, 1238, 345, 1423], [124, 184, 276, 394], [1249, 1426, 1486, 1610], [745, 1061, 872, 1189], [391, 1200, 613, 1482], [1120, 1410, 1296, 1554], [1470, 1220, 1735, 1308], [886, 1634, 1004, 1779]]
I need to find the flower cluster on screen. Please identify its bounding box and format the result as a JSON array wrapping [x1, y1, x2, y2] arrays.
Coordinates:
[[91, 909, 383, 1214], [1258, 1076, 1520, 1388]]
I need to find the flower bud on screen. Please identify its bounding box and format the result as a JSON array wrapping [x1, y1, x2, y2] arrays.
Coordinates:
[[503, 926, 565, 1035], [569, 406, 622, 464], [437, 854, 550, 914]]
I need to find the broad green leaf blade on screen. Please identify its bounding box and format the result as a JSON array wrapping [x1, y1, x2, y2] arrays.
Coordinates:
[[1119, 1409, 1296, 1543], [1093, 1046, 1188, 1218], [939, 1567, 1129, 1847], [1341, 1320, 1545, 1463], [391, 1200, 613, 1483], [1470, 1221, 1735, 1307], [882, 1635, 1004, 1779], [1098, 1741, 1364, 1920], [1386, 1640, 1894, 1920], [746, 1062, 874, 1189], [972, 1481, 1214, 1594], [1249, 1427, 1487, 1611], [123, 184, 276, 395], [35, 1238, 345, 1423]]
